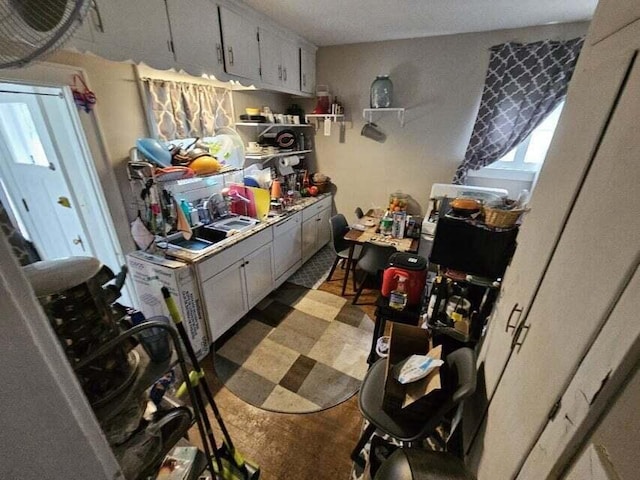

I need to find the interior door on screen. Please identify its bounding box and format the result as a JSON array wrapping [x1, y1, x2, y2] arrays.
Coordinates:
[[468, 53, 640, 479], [463, 49, 638, 452], [0, 91, 92, 260]]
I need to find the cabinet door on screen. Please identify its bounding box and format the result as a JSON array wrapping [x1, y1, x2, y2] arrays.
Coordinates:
[[281, 39, 300, 91], [463, 50, 637, 453], [468, 55, 640, 479], [300, 47, 316, 94], [273, 214, 302, 279], [166, 0, 224, 76], [218, 5, 260, 80], [315, 207, 331, 251], [202, 259, 247, 342], [89, 0, 175, 69], [244, 243, 274, 310], [258, 27, 282, 86], [301, 217, 317, 264]]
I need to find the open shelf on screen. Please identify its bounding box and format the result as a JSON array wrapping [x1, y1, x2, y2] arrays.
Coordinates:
[[235, 122, 313, 136], [363, 107, 406, 126], [245, 149, 312, 160]]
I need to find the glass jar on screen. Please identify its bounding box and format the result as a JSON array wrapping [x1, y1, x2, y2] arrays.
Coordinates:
[[389, 191, 408, 212], [370, 75, 393, 108]]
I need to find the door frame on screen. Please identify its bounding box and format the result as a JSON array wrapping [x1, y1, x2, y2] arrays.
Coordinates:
[[0, 64, 135, 305]]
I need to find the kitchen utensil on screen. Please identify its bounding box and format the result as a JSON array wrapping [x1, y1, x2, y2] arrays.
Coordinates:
[[361, 122, 386, 143], [248, 186, 271, 221], [206, 193, 228, 220], [155, 166, 195, 182], [243, 177, 260, 188], [245, 107, 260, 116], [239, 114, 266, 122], [136, 138, 172, 167], [189, 155, 221, 175], [313, 85, 331, 114], [228, 184, 256, 217], [270, 179, 282, 200], [206, 132, 244, 169]]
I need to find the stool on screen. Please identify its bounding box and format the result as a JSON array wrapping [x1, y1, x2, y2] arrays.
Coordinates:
[[368, 295, 422, 365]]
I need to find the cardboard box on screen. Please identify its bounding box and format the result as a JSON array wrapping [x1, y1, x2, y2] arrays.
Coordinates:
[[383, 323, 442, 411], [127, 251, 210, 359]]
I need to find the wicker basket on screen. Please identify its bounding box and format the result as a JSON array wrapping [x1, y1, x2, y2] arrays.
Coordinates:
[[483, 206, 529, 228]]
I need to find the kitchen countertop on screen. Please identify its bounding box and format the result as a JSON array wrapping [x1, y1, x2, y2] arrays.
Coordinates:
[[162, 193, 331, 264]]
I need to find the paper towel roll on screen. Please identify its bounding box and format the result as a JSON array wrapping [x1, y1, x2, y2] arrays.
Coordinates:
[[277, 155, 300, 175]]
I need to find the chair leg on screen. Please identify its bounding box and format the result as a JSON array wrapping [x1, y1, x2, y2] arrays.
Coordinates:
[[326, 256, 340, 281], [352, 272, 368, 305], [350, 422, 377, 466], [352, 266, 358, 292]]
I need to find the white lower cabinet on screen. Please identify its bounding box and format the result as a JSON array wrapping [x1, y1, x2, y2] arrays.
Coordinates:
[[244, 242, 275, 309], [301, 196, 332, 263], [272, 211, 302, 285], [202, 258, 248, 342]]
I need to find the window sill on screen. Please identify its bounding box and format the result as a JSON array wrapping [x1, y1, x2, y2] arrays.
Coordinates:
[[467, 167, 537, 182]]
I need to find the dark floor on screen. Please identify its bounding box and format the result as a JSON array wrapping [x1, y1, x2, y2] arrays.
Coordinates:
[[190, 263, 380, 480]]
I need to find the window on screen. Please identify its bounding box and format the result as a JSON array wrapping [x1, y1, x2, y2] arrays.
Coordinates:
[[483, 102, 565, 174], [0, 103, 49, 167]]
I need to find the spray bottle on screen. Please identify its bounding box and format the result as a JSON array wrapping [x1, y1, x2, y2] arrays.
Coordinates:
[[389, 274, 409, 311]]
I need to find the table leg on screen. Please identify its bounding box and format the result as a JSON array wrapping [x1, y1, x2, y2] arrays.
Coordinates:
[[341, 243, 356, 296]]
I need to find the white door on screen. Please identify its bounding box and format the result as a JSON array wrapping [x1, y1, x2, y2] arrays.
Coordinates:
[[300, 47, 316, 94], [316, 207, 332, 250], [258, 27, 282, 86], [244, 243, 274, 310], [0, 92, 91, 259], [463, 50, 638, 452], [468, 55, 640, 479], [166, 0, 224, 76], [90, 0, 174, 69], [273, 214, 302, 278], [203, 259, 248, 341], [281, 39, 300, 91], [301, 216, 317, 264], [219, 5, 260, 80]]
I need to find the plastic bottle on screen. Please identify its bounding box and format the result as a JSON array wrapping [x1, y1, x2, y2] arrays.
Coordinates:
[[389, 274, 409, 311]]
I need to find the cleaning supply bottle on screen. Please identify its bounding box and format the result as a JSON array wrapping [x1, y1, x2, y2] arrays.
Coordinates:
[[389, 274, 409, 311], [180, 199, 192, 226]]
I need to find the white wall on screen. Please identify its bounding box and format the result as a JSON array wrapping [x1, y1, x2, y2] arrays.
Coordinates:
[[310, 22, 589, 221]]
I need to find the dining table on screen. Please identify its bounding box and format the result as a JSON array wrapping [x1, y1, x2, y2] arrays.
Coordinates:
[[341, 212, 420, 296]]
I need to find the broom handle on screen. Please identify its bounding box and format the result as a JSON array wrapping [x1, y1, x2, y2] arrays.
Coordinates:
[[161, 287, 238, 452]]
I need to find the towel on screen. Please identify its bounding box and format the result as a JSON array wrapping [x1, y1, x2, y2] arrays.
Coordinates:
[[175, 203, 192, 240]]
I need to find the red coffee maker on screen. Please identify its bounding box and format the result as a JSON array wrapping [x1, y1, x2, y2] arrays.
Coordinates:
[[381, 252, 428, 306]]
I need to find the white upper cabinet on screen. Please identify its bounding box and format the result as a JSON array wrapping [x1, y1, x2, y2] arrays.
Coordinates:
[[258, 27, 282, 86], [258, 27, 300, 91], [218, 5, 261, 81], [85, 0, 175, 70], [300, 47, 316, 94], [166, 0, 224, 77], [281, 39, 300, 91]]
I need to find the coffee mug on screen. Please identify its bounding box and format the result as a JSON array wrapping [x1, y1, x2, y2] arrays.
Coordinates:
[[248, 141, 260, 151], [361, 122, 386, 143]]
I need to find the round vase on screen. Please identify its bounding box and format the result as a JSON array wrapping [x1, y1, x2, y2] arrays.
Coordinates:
[[370, 75, 393, 108]]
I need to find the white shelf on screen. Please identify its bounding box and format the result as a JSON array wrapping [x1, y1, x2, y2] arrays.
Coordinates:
[[304, 114, 345, 134], [245, 149, 312, 160], [363, 107, 405, 127], [235, 122, 312, 137]]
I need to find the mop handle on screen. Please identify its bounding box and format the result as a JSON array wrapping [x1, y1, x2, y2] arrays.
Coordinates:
[[162, 286, 201, 369]]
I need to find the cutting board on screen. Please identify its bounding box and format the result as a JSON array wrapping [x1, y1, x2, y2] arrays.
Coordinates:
[[229, 185, 257, 217], [248, 186, 271, 221]]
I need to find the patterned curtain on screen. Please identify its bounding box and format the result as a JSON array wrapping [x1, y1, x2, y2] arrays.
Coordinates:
[[143, 79, 234, 141], [453, 38, 584, 184]]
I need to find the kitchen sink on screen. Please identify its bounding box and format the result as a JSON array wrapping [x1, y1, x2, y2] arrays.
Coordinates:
[[193, 225, 228, 244]]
